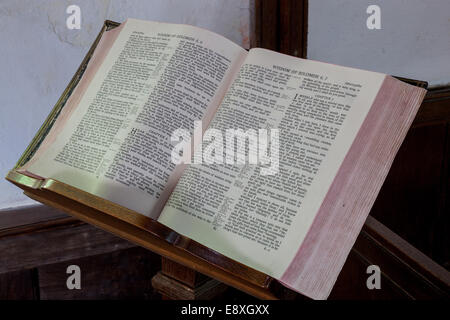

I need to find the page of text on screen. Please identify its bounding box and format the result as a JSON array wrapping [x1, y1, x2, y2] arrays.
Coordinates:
[[158, 48, 385, 277], [27, 19, 246, 218]]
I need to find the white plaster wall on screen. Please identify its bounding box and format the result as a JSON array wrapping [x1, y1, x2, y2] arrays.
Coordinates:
[[0, 0, 250, 209], [307, 0, 450, 87]]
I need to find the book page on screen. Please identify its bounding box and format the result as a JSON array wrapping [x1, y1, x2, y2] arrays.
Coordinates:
[[25, 19, 247, 218], [158, 48, 386, 277]]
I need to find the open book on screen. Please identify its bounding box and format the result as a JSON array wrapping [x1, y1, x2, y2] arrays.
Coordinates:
[[8, 19, 426, 300]]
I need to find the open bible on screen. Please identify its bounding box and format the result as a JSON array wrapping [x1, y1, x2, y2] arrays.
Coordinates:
[[7, 19, 427, 300]]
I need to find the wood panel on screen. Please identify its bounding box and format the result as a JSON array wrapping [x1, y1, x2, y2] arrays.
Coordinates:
[[0, 204, 67, 233], [253, 0, 307, 58], [161, 258, 209, 287], [413, 88, 450, 126], [370, 124, 447, 262], [330, 251, 406, 300], [443, 123, 450, 270], [0, 219, 135, 274], [331, 216, 450, 299], [0, 269, 37, 300], [259, 0, 278, 51], [38, 247, 160, 300], [152, 272, 227, 300]]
